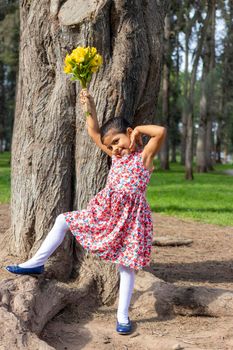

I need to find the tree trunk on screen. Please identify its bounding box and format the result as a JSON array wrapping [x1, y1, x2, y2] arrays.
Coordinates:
[[196, 2, 215, 174], [171, 143, 176, 163], [180, 31, 189, 166], [196, 43, 210, 172], [8, 0, 166, 289], [160, 14, 170, 170], [206, 118, 214, 170], [196, 84, 208, 172], [185, 7, 211, 180], [0, 62, 6, 152], [205, 0, 216, 171], [185, 108, 194, 180], [215, 124, 222, 163]]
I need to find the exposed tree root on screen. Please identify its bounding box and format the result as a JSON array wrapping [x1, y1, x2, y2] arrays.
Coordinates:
[[133, 270, 233, 318], [1, 268, 233, 348]]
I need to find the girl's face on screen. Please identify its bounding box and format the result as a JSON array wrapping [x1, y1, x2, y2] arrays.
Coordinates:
[[103, 128, 133, 157]]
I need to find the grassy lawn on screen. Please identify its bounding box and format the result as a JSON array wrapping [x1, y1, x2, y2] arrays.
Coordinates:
[[0, 152, 11, 204], [147, 161, 233, 226], [0, 152, 233, 226]]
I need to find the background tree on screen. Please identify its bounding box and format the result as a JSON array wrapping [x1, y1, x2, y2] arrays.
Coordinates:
[[218, 0, 233, 162], [0, 0, 19, 151], [1, 0, 167, 334], [159, 13, 171, 170], [196, 0, 216, 172]]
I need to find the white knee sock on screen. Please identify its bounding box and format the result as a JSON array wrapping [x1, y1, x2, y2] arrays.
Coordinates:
[[117, 265, 135, 324], [19, 214, 69, 268]]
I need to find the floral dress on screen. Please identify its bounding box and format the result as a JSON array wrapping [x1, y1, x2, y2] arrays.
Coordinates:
[[63, 150, 153, 270]]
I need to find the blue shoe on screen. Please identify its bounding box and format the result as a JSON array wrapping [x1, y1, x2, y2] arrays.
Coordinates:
[[116, 318, 132, 335], [5, 265, 44, 275]]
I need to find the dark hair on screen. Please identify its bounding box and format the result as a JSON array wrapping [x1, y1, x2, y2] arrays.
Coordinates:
[[100, 117, 132, 142]]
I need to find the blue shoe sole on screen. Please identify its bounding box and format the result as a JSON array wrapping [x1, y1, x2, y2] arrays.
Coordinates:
[[4, 265, 44, 275], [116, 318, 132, 335]]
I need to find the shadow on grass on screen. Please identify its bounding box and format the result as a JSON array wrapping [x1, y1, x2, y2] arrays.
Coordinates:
[[150, 205, 233, 213]]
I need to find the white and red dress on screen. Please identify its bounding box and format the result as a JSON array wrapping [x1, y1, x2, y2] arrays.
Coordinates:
[[63, 150, 153, 270]]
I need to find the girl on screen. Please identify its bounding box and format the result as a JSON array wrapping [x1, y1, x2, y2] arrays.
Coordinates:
[[6, 90, 166, 335]]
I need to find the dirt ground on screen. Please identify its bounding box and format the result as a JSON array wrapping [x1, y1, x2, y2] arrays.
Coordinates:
[[1, 203, 233, 350]]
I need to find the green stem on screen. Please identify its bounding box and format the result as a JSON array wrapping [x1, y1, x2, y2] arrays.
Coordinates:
[[80, 79, 87, 88]]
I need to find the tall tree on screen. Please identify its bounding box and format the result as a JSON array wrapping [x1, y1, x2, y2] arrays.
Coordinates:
[[0, 1, 19, 151], [160, 13, 171, 170], [196, 0, 216, 172], [184, 3, 211, 179], [218, 0, 233, 162], [8, 0, 167, 298], [180, 1, 200, 166]]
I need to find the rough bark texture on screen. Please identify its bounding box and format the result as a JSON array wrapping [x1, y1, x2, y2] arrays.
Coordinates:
[[185, 9, 211, 180], [196, 62, 208, 173], [180, 13, 195, 166], [8, 0, 166, 282], [205, 0, 216, 171], [152, 236, 193, 247], [1, 0, 167, 345], [196, 0, 216, 173], [160, 13, 170, 170]]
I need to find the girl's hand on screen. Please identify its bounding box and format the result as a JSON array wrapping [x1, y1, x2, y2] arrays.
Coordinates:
[[79, 89, 95, 115], [129, 128, 143, 151]]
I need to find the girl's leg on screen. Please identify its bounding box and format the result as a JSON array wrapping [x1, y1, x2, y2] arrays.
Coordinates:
[[18, 214, 69, 268], [117, 265, 135, 324]]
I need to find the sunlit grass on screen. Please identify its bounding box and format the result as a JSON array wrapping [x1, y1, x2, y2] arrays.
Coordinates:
[[147, 161, 233, 226], [1, 152, 233, 226], [0, 152, 11, 204]]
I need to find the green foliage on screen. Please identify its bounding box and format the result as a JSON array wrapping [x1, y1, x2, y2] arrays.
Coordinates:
[[0, 0, 18, 21], [0, 1, 19, 151], [0, 9, 19, 67], [147, 162, 233, 226]]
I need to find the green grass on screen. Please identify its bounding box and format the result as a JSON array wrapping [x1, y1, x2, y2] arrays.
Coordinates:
[[0, 152, 11, 204], [147, 162, 233, 226], [1, 152, 233, 226]]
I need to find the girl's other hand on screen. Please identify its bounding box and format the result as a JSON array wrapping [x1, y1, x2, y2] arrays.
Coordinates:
[[129, 128, 143, 151]]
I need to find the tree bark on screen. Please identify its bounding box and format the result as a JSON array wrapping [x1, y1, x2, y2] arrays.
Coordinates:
[[185, 7, 211, 180], [180, 9, 200, 166], [180, 29, 189, 166], [205, 0, 216, 171], [8, 0, 166, 287], [215, 123, 222, 163], [160, 13, 170, 170], [1, 1, 167, 345], [196, 76, 208, 173], [197, 0, 216, 172]]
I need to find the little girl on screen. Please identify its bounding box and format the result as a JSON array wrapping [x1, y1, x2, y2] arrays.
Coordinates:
[[6, 90, 166, 334]]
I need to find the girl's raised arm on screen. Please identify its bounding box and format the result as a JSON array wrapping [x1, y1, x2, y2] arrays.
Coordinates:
[[79, 90, 112, 157], [130, 125, 166, 170]]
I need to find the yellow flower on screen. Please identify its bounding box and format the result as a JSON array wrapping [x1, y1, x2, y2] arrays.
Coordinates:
[[90, 66, 98, 73], [63, 64, 73, 74], [90, 47, 97, 56], [64, 54, 72, 65], [70, 52, 84, 64], [90, 54, 103, 68], [64, 46, 103, 88], [70, 46, 89, 64]]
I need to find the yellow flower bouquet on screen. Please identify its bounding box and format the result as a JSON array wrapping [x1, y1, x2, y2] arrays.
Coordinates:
[[63, 46, 103, 88]]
